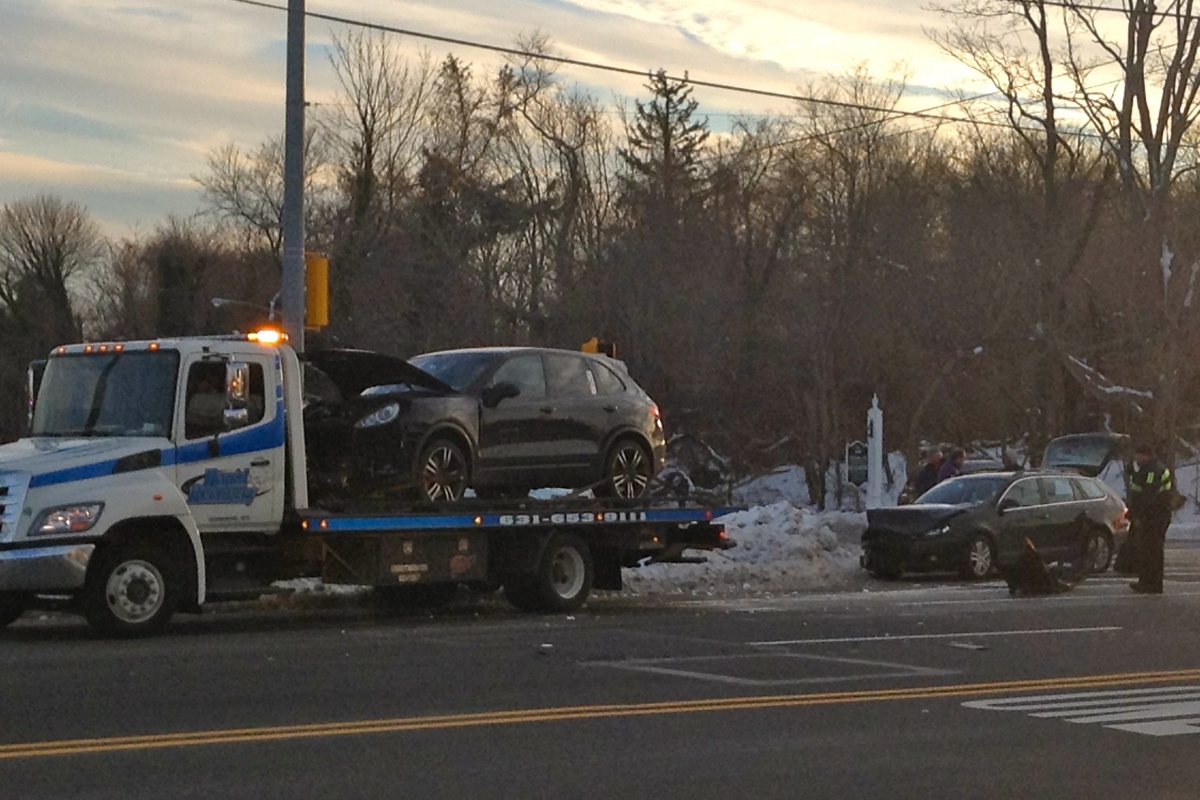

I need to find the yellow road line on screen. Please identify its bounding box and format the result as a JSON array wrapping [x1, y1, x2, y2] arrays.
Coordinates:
[[5, 668, 1200, 760]]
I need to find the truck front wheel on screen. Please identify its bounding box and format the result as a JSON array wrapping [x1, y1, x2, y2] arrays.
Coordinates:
[[505, 533, 594, 613], [0, 592, 29, 629], [82, 545, 179, 638]]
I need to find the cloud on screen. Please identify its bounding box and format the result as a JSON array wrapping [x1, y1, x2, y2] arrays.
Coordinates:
[[0, 0, 985, 236]]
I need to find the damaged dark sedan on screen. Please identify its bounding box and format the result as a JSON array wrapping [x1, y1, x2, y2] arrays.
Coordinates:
[[303, 347, 667, 505], [860, 471, 1129, 580]]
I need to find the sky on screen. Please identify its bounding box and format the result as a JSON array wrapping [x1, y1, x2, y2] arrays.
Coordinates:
[[0, 0, 987, 237]]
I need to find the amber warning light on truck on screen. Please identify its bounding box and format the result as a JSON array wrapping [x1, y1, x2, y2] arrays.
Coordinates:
[[248, 328, 287, 345]]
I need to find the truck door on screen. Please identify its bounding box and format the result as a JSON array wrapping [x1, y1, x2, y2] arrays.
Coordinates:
[[175, 354, 285, 533]]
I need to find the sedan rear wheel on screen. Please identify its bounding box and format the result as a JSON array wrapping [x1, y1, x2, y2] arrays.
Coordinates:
[[1086, 530, 1114, 574], [600, 439, 653, 499], [416, 439, 468, 503], [960, 535, 995, 580]]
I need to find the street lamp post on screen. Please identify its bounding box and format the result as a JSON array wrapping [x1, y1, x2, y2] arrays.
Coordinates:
[[211, 294, 280, 321]]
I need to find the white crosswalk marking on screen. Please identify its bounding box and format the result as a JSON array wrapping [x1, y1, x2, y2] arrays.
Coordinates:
[[964, 685, 1200, 736]]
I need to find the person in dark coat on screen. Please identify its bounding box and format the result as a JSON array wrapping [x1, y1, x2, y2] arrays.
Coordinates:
[[1129, 444, 1175, 595], [938, 448, 965, 483], [911, 449, 944, 498]]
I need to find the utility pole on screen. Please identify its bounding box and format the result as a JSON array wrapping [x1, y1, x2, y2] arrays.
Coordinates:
[[280, 0, 306, 350]]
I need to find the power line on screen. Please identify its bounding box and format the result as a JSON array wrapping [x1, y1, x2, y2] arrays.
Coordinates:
[[226, 0, 1039, 134]]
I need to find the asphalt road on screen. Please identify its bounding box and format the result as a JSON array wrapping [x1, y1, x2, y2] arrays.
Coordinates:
[[4, 546, 1200, 799]]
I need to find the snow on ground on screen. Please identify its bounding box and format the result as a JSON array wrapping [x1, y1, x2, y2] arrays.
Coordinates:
[[1170, 459, 1200, 541], [272, 577, 372, 598], [621, 502, 865, 597]]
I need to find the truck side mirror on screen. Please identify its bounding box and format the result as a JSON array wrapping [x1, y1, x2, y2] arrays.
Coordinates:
[[25, 359, 46, 434], [482, 381, 521, 408], [223, 362, 251, 431], [223, 408, 250, 431], [226, 362, 250, 409]]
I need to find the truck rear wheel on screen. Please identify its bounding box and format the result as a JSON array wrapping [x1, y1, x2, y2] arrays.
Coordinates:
[[0, 592, 29, 629], [505, 533, 594, 613], [82, 544, 179, 638]]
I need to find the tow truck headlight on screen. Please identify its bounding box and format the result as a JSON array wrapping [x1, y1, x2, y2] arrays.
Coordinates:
[[925, 524, 952, 538], [36, 503, 104, 534], [356, 403, 401, 429]]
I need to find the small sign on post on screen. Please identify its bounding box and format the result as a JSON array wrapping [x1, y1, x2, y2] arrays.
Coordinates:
[[846, 441, 869, 487]]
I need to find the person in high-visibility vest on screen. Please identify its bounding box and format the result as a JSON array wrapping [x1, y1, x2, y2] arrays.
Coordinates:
[[1129, 444, 1174, 594]]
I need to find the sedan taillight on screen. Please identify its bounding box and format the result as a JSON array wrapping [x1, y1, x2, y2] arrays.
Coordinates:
[[1115, 507, 1130, 532]]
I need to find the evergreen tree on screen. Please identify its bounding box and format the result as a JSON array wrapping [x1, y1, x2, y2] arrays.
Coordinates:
[[619, 70, 709, 213]]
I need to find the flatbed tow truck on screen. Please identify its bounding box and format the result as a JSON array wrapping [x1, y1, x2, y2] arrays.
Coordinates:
[[0, 331, 735, 636]]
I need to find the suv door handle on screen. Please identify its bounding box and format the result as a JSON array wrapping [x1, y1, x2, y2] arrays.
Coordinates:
[[251, 458, 270, 467]]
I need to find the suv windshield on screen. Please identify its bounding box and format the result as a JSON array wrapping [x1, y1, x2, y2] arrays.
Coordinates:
[[917, 475, 1010, 506], [409, 351, 503, 392], [32, 351, 180, 438]]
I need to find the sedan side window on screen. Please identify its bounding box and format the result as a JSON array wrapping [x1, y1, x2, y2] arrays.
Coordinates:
[[489, 355, 546, 400], [545, 354, 595, 398], [1073, 478, 1107, 500], [1039, 477, 1076, 504], [1002, 478, 1042, 508]]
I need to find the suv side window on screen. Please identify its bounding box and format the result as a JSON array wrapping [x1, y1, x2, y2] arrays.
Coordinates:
[[1038, 476, 1076, 504], [490, 355, 546, 400], [591, 361, 627, 396], [1002, 478, 1043, 508], [545, 354, 595, 398]]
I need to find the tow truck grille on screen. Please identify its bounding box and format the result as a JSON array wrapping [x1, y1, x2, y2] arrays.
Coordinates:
[[0, 472, 30, 541]]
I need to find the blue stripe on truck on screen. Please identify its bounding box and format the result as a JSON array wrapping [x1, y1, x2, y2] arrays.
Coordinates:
[[314, 507, 740, 533], [29, 403, 286, 488]]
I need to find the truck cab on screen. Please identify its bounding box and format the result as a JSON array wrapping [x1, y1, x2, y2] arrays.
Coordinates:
[[0, 333, 306, 635]]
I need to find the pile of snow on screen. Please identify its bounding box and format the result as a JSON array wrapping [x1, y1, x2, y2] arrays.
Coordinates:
[[734, 466, 812, 507], [733, 453, 907, 511], [1170, 458, 1200, 541], [621, 502, 865, 597]]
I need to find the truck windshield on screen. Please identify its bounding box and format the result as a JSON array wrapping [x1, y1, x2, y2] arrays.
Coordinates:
[[32, 351, 180, 438]]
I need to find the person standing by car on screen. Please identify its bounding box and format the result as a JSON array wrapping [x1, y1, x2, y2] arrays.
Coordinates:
[[1129, 444, 1174, 595], [938, 448, 965, 483], [911, 448, 944, 498]]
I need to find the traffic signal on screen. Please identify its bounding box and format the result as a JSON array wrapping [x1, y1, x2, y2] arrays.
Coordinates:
[[305, 252, 329, 330], [582, 337, 617, 358]]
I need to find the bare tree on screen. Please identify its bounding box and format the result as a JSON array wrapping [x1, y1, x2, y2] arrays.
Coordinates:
[[0, 194, 103, 346], [197, 128, 333, 260], [930, 0, 1112, 443], [1063, 0, 1200, 450]]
